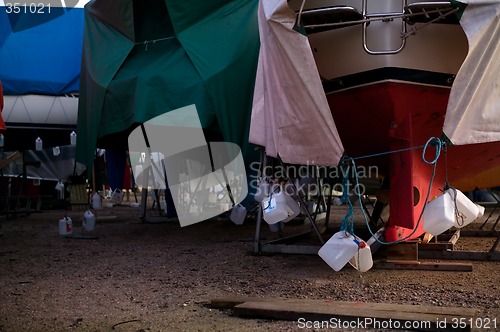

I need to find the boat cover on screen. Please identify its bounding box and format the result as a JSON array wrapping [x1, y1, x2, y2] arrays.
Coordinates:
[[443, 0, 500, 145], [0, 81, 5, 130], [249, 0, 344, 166], [0, 1, 85, 95], [76, 0, 260, 172], [0, 1, 86, 142]]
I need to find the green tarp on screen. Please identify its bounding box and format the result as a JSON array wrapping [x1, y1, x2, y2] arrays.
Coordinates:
[[76, 0, 260, 172]]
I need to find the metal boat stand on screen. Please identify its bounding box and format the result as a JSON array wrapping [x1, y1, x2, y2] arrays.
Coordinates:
[[418, 200, 500, 261], [380, 197, 499, 265], [138, 158, 169, 223], [375, 203, 500, 271], [0, 151, 41, 219], [253, 151, 329, 255], [137, 137, 238, 224]]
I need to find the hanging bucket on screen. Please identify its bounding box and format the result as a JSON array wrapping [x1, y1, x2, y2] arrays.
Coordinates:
[[318, 231, 359, 271], [58, 216, 73, 236]]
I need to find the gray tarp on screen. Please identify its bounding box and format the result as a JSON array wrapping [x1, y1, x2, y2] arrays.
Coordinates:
[[443, 0, 500, 144], [249, 0, 344, 166]]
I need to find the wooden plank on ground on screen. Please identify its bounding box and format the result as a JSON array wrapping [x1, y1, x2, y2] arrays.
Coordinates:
[[419, 250, 500, 261], [210, 297, 271, 309], [385, 242, 418, 261], [374, 260, 473, 271], [232, 298, 478, 331], [419, 242, 454, 251], [65, 233, 98, 240], [420, 230, 460, 251], [96, 215, 119, 222]]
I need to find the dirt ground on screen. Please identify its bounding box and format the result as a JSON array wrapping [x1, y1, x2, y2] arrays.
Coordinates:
[[0, 200, 499, 332]]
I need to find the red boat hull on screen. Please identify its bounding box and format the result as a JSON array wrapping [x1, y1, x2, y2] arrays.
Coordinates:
[[327, 81, 500, 241]]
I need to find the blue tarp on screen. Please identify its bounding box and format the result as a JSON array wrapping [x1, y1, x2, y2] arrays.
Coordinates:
[[0, 4, 85, 95]]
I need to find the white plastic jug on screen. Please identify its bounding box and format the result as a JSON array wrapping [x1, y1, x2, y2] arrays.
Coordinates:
[[83, 210, 96, 232], [70, 131, 77, 145], [318, 231, 359, 271], [92, 192, 102, 210], [423, 191, 455, 236], [424, 188, 484, 236], [111, 189, 124, 204], [281, 193, 301, 223], [348, 236, 373, 272], [262, 191, 298, 224], [59, 216, 73, 236], [477, 204, 485, 219], [230, 204, 247, 225], [448, 188, 483, 228], [35, 137, 43, 151], [55, 181, 65, 200], [262, 192, 288, 224]]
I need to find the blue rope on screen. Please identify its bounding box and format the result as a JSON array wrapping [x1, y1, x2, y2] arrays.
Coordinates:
[[340, 199, 355, 235], [345, 136, 444, 245], [353, 145, 426, 160], [340, 170, 350, 203], [339, 162, 355, 235], [352, 137, 443, 162], [422, 136, 443, 165]]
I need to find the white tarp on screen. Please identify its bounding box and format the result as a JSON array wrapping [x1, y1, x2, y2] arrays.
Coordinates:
[[249, 0, 344, 166], [443, 0, 500, 144], [2, 95, 78, 128]]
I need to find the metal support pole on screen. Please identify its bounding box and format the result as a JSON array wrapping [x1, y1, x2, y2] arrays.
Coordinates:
[[253, 148, 266, 254], [277, 157, 325, 245], [324, 182, 333, 228]]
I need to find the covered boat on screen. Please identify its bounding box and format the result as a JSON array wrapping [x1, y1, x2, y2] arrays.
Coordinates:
[[0, 1, 87, 150], [75, 0, 261, 172], [272, 0, 500, 241]]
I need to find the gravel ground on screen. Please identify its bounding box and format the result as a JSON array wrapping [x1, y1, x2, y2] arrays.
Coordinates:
[[0, 202, 499, 332]]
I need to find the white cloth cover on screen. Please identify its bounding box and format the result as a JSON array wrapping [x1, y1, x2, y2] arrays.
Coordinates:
[[249, 0, 344, 166], [443, 0, 500, 144]]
